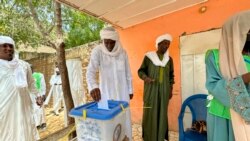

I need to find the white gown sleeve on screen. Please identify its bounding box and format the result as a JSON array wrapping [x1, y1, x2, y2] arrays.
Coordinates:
[[124, 51, 133, 94], [86, 47, 100, 92], [26, 64, 40, 96], [50, 75, 55, 86], [40, 74, 46, 96]]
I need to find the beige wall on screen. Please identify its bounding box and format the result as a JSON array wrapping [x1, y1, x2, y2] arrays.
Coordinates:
[[117, 0, 250, 131], [22, 41, 100, 106], [22, 0, 250, 131]]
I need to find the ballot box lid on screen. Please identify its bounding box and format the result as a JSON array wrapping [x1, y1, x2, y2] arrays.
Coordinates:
[[69, 100, 128, 120]]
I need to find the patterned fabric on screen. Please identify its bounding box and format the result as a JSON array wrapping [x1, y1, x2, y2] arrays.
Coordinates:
[[228, 77, 250, 124], [206, 49, 250, 122], [217, 11, 250, 141]]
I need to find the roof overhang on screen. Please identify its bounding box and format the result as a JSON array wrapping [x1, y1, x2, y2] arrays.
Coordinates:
[[57, 0, 208, 29]]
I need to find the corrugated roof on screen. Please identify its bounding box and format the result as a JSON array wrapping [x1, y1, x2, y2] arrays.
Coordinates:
[[57, 0, 207, 29]]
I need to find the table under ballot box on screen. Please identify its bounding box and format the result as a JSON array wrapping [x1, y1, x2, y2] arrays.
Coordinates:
[[69, 100, 129, 141]]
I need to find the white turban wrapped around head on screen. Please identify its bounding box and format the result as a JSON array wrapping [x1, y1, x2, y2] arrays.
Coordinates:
[[0, 36, 15, 48], [99, 26, 123, 56], [100, 26, 119, 41], [55, 67, 59, 72], [155, 33, 172, 48]]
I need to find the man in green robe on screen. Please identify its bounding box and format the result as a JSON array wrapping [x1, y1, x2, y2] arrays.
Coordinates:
[[138, 34, 174, 141]]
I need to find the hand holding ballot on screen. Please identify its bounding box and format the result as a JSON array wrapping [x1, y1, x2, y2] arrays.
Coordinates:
[[90, 88, 101, 101]]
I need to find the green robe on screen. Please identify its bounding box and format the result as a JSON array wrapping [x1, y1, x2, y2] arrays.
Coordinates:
[[32, 72, 42, 91], [138, 54, 174, 141]]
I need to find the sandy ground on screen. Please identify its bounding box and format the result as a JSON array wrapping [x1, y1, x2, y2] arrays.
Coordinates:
[[38, 107, 178, 141]]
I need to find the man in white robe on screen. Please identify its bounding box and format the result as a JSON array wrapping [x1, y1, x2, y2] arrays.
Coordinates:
[[30, 68, 47, 130], [0, 35, 42, 141], [48, 67, 64, 116], [45, 67, 68, 126], [86, 26, 133, 140]]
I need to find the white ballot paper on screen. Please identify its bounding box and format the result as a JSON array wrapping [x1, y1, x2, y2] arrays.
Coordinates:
[[97, 93, 110, 110]]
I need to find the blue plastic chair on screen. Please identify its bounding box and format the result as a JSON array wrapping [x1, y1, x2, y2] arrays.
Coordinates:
[[178, 94, 207, 141]]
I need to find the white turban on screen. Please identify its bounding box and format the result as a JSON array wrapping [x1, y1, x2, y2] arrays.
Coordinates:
[[55, 67, 59, 72], [155, 34, 172, 48], [0, 36, 15, 48], [100, 26, 119, 41]]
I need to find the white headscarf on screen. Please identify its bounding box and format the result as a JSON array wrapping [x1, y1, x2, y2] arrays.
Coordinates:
[[0, 36, 27, 88], [55, 67, 59, 72], [100, 26, 119, 41], [99, 27, 122, 56], [155, 33, 172, 48], [219, 10, 250, 141], [0, 36, 15, 48], [145, 33, 172, 67], [219, 11, 250, 79]]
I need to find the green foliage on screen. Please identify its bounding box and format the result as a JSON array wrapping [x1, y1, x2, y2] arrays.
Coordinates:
[[0, 0, 43, 48], [0, 0, 104, 48], [64, 10, 104, 48]]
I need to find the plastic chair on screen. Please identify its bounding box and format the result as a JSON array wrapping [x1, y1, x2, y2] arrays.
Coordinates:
[[178, 94, 207, 141]]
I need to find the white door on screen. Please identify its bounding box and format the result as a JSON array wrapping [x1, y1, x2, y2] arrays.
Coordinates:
[[66, 58, 85, 107], [180, 28, 221, 129]]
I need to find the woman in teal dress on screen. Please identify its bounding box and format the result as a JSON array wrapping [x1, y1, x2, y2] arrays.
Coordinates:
[[205, 10, 250, 141], [205, 49, 235, 141]]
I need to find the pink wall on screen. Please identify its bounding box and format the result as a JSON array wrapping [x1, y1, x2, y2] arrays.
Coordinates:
[[117, 0, 250, 131]]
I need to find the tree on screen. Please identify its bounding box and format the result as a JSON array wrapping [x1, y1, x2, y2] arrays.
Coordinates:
[[0, 0, 44, 47], [0, 0, 104, 48], [0, 0, 104, 138], [63, 9, 104, 48]]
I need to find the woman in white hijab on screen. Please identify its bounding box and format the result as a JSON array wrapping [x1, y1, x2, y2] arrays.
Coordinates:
[[205, 10, 250, 141]]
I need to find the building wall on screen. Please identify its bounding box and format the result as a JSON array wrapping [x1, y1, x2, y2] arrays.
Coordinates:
[[24, 42, 100, 106], [117, 0, 250, 131]]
